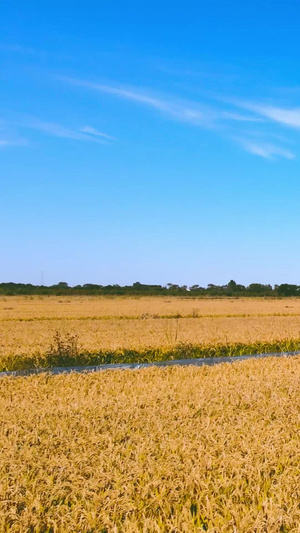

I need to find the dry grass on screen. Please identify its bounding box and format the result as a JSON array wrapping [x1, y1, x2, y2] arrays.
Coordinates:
[[1, 357, 300, 532]]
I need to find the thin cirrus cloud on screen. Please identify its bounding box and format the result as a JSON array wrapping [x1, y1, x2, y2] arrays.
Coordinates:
[[0, 138, 28, 147], [59, 75, 214, 126], [58, 75, 295, 160], [58, 75, 261, 127], [1, 115, 114, 146], [79, 126, 115, 140], [25, 118, 110, 143], [226, 100, 300, 159], [236, 138, 295, 160], [232, 100, 300, 129]]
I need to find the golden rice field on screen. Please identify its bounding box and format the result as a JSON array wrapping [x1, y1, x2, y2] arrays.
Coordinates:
[[2, 297, 300, 531], [1, 296, 300, 360], [1, 357, 300, 532], [2, 315, 300, 357], [1, 295, 300, 319]]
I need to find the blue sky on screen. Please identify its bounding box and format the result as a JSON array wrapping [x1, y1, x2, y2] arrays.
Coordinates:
[[1, 1, 300, 286]]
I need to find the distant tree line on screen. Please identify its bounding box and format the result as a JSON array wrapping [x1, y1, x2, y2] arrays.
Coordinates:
[[1, 280, 300, 297]]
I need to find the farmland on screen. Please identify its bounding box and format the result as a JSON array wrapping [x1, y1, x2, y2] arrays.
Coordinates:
[[1, 357, 300, 532], [2, 296, 300, 531], [1, 296, 300, 370], [2, 294, 300, 319]]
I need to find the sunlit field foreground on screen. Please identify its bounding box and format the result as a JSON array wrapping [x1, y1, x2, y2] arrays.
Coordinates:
[[1, 357, 300, 532], [2, 296, 300, 370]]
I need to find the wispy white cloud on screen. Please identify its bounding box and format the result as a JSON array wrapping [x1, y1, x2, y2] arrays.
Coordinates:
[[0, 115, 114, 148], [220, 111, 263, 122], [7, 115, 114, 144], [59, 76, 212, 125], [60, 75, 297, 161], [2, 73, 292, 160], [236, 138, 295, 160], [0, 138, 28, 148], [232, 101, 300, 129], [254, 105, 300, 128], [58, 75, 260, 127], [25, 118, 106, 143], [79, 126, 115, 139]]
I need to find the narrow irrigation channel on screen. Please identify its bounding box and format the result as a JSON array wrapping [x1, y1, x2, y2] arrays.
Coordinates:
[[1, 350, 300, 378]]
